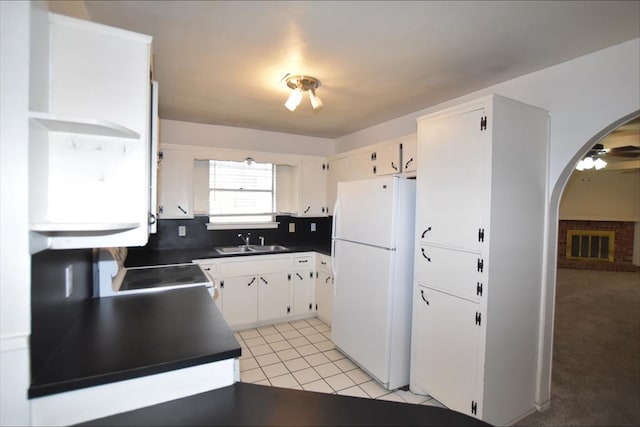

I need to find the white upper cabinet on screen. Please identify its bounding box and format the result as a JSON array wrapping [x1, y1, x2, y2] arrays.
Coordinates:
[[370, 142, 401, 176], [157, 146, 194, 219], [294, 156, 327, 216], [326, 156, 348, 215], [400, 134, 417, 174], [28, 13, 153, 250]]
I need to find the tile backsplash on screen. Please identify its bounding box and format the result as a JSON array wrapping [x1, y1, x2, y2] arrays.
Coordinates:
[[145, 215, 332, 250]]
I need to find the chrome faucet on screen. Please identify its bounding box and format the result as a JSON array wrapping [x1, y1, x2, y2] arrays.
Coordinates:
[[238, 232, 251, 246]]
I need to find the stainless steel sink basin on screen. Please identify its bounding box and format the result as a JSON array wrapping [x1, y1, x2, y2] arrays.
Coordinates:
[[214, 244, 289, 255], [249, 244, 289, 253]]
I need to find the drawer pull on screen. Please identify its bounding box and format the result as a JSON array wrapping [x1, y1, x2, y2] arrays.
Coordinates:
[[421, 248, 431, 262]]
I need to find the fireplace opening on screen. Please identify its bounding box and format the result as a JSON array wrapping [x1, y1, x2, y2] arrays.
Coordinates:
[[566, 230, 615, 262]]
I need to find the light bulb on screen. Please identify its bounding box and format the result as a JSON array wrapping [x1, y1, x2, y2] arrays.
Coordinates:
[[284, 88, 303, 112], [581, 157, 595, 170], [309, 90, 323, 110], [575, 160, 585, 171], [594, 158, 607, 170]]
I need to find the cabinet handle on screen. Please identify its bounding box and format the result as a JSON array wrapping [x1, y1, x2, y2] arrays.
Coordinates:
[[260, 277, 268, 285], [321, 260, 327, 265], [247, 277, 256, 286], [178, 205, 187, 214], [404, 158, 414, 169], [325, 276, 331, 283], [421, 227, 431, 238], [391, 161, 398, 171], [304, 206, 311, 213], [296, 273, 303, 280], [421, 248, 431, 262], [420, 289, 430, 305]]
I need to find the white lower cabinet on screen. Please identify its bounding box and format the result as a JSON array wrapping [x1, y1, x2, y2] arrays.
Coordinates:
[[257, 272, 291, 323], [410, 286, 483, 418], [314, 254, 333, 324], [220, 275, 259, 328], [198, 253, 331, 330], [292, 255, 315, 317], [197, 260, 221, 312]]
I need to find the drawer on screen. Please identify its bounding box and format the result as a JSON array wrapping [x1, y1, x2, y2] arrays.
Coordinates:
[[316, 254, 332, 273], [415, 245, 485, 303], [221, 255, 291, 277], [293, 255, 313, 269]]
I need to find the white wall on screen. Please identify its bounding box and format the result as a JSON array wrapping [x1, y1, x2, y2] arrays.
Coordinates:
[[160, 119, 334, 157], [560, 169, 640, 221]]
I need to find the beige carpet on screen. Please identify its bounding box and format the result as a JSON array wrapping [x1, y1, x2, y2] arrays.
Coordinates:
[[517, 268, 640, 426]]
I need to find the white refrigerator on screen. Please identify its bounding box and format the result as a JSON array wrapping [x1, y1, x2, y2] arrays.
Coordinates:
[[331, 175, 416, 390]]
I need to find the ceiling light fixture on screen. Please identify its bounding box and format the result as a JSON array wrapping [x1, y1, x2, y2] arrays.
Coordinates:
[[284, 75, 323, 112]]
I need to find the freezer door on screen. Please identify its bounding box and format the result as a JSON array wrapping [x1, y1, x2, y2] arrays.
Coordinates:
[[333, 176, 397, 249], [331, 239, 393, 386]]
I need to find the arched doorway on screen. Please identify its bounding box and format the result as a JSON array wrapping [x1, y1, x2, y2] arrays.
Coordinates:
[[524, 112, 640, 425]]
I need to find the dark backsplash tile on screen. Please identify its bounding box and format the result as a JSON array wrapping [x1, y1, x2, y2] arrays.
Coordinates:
[[30, 248, 94, 377], [146, 215, 332, 250]]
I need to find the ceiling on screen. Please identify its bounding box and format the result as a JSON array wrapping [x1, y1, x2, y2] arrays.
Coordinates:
[[51, 1, 640, 140]]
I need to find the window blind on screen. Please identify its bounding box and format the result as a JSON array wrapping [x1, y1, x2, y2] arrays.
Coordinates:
[[208, 160, 275, 223]]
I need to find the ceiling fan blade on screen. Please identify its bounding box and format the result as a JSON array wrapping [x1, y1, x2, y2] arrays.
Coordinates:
[[607, 145, 640, 158]]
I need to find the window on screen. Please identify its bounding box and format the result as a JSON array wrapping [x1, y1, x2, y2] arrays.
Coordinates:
[[208, 159, 276, 225]]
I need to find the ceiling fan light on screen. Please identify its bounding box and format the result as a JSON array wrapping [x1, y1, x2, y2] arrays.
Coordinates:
[[309, 89, 323, 110], [594, 158, 607, 170], [581, 156, 595, 170], [285, 88, 302, 112], [575, 159, 585, 171]]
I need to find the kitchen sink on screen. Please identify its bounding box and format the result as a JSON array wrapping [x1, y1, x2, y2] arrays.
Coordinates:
[[214, 244, 290, 255], [249, 244, 289, 253]]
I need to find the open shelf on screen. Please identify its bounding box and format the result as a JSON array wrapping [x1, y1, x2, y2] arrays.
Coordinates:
[[31, 222, 141, 233], [30, 111, 140, 139]]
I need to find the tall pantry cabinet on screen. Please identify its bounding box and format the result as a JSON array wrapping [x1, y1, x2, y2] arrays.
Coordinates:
[[410, 94, 548, 426]]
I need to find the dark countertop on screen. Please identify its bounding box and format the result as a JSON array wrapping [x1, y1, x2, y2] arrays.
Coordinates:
[[29, 286, 241, 398], [79, 382, 492, 426], [125, 243, 332, 268]]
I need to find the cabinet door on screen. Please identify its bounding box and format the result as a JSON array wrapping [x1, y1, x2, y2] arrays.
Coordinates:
[[327, 156, 349, 215], [410, 286, 482, 418], [258, 272, 291, 322], [372, 143, 401, 175], [401, 136, 417, 173], [315, 271, 333, 324], [292, 270, 314, 316], [220, 275, 258, 328], [157, 147, 193, 219], [415, 245, 485, 303], [299, 157, 327, 216], [346, 151, 373, 181], [416, 107, 489, 251]]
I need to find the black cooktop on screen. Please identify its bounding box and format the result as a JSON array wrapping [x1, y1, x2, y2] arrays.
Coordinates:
[[120, 264, 210, 291]]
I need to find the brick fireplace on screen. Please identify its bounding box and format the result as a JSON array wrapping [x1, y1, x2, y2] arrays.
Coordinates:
[[557, 220, 639, 272]]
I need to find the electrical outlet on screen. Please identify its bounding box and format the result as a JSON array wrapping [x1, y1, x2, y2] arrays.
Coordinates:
[[178, 225, 187, 237], [65, 265, 73, 298], [311, 223, 316, 232], [289, 223, 295, 233]]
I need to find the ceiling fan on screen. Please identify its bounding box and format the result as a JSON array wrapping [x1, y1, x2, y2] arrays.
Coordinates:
[[586, 143, 640, 159]]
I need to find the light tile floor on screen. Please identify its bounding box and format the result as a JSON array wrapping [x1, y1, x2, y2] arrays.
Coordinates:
[[236, 317, 445, 407]]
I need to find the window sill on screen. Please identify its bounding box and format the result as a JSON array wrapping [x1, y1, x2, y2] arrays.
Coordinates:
[[206, 222, 280, 230]]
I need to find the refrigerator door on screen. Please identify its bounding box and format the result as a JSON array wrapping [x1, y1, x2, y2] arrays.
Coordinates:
[[331, 239, 394, 386], [333, 176, 397, 249]]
